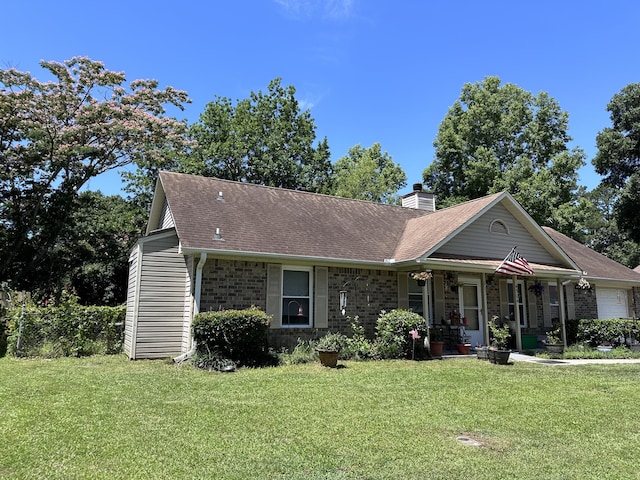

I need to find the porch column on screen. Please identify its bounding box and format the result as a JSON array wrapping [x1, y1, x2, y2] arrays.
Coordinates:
[[513, 274, 523, 351], [482, 273, 490, 345], [558, 278, 568, 348]]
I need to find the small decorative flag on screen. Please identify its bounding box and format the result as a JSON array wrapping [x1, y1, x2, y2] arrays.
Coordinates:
[[496, 246, 535, 276]]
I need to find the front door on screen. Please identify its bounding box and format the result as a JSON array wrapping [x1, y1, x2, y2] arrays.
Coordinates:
[[459, 278, 484, 346]]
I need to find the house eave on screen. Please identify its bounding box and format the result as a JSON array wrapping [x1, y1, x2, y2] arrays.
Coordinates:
[[178, 245, 395, 268]]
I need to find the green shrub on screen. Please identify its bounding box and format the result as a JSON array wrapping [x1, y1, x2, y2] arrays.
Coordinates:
[[374, 309, 428, 359], [575, 318, 639, 347], [3, 295, 125, 358], [316, 331, 348, 352], [192, 307, 276, 368], [278, 338, 317, 365], [343, 316, 374, 360]]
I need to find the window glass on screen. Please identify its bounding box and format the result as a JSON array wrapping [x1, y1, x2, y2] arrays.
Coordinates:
[[548, 283, 559, 306], [282, 268, 311, 327]]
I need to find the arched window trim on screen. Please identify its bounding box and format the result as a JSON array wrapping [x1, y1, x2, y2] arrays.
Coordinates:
[[489, 219, 510, 235]]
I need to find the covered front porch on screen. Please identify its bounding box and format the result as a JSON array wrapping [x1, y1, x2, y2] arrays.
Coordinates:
[[404, 257, 582, 352]]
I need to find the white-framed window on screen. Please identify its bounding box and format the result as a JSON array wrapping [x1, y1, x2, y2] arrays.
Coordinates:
[[281, 266, 313, 327], [547, 282, 559, 307], [507, 280, 527, 327], [408, 279, 424, 317]]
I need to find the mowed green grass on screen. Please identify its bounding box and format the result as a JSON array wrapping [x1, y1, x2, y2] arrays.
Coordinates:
[[1, 355, 640, 480]]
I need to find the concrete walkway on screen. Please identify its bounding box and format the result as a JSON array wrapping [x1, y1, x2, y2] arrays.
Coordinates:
[[510, 352, 640, 366]]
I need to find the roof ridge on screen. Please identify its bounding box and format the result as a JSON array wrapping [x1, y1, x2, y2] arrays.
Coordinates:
[[159, 170, 428, 214]]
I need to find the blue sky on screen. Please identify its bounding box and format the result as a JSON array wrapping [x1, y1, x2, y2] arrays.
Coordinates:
[[3, 0, 640, 197]]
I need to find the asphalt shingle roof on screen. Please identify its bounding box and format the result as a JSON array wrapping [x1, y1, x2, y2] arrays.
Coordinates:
[[543, 227, 640, 282]]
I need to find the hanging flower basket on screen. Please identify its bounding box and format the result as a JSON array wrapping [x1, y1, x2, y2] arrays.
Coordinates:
[[410, 271, 432, 286]]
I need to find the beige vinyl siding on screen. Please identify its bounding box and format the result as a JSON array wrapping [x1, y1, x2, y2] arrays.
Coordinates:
[[134, 233, 190, 359], [124, 245, 140, 358], [158, 198, 175, 230], [436, 203, 559, 265]]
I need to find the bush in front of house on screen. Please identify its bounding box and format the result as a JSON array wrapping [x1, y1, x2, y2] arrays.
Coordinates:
[[3, 292, 125, 358], [192, 307, 277, 368], [374, 309, 428, 359], [574, 318, 640, 347]]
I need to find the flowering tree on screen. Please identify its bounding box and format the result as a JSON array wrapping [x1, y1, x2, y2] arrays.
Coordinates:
[[0, 57, 191, 295]]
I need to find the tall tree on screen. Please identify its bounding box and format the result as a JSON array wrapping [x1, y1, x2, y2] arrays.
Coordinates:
[[593, 83, 640, 243], [332, 143, 407, 204], [424, 77, 586, 233], [179, 78, 333, 193], [45, 192, 146, 305], [583, 185, 640, 269], [0, 57, 190, 295]]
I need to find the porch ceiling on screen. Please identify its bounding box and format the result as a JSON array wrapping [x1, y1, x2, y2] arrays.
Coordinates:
[[418, 256, 581, 277]]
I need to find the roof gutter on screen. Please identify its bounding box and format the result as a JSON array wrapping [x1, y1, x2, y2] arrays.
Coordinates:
[[179, 245, 398, 268]]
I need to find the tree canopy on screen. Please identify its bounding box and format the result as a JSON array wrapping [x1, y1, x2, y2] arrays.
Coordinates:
[[332, 143, 406, 204], [423, 76, 586, 233], [0, 56, 190, 297], [177, 78, 333, 194], [593, 83, 640, 243]]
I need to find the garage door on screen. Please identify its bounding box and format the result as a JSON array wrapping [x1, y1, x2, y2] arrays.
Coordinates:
[[595, 288, 629, 319]]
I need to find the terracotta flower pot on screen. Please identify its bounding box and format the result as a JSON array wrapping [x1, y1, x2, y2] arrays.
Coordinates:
[[455, 343, 471, 355], [429, 341, 444, 357], [316, 349, 339, 368]]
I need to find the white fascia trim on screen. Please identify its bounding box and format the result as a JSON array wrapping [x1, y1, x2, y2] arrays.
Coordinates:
[[179, 247, 392, 268]]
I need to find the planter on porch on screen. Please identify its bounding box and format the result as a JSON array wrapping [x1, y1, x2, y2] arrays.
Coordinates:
[[476, 346, 488, 360], [429, 341, 444, 358], [455, 343, 472, 355], [488, 348, 511, 365], [544, 343, 564, 354]]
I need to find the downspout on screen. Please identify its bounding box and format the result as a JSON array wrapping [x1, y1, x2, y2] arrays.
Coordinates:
[[173, 252, 207, 363]]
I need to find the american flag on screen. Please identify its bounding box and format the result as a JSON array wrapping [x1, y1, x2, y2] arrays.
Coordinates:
[[495, 247, 535, 276]]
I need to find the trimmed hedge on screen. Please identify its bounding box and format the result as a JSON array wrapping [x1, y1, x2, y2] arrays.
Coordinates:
[[573, 318, 640, 347], [3, 304, 125, 358], [192, 307, 276, 368]]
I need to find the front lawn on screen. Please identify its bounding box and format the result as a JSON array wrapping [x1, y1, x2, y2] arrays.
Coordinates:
[[1, 356, 639, 479]]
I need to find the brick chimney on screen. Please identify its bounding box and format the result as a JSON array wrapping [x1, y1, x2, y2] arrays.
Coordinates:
[[401, 183, 436, 212]]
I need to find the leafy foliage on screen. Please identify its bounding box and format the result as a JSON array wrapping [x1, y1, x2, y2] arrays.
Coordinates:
[[176, 78, 333, 194], [594, 83, 640, 243], [332, 143, 407, 204], [315, 331, 348, 352], [374, 309, 428, 359], [574, 318, 640, 347], [0, 56, 190, 298], [192, 307, 275, 368], [488, 315, 511, 349], [3, 292, 125, 357], [424, 76, 587, 235]]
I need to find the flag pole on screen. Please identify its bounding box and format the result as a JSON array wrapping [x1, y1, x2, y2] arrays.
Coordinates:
[[512, 274, 523, 352]]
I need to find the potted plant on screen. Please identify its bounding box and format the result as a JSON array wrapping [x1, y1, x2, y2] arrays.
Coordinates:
[[544, 324, 564, 354], [429, 326, 444, 358], [488, 316, 511, 365], [315, 332, 346, 368], [410, 271, 432, 287], [476, 344, 488, 360]]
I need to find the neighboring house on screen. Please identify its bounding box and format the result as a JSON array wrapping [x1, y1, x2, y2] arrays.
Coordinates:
[[124, 172, 640, 359]]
